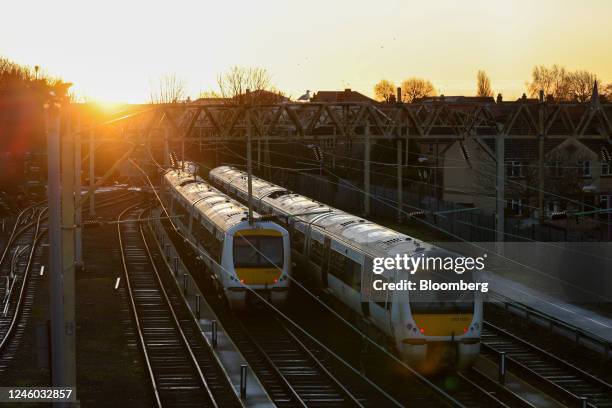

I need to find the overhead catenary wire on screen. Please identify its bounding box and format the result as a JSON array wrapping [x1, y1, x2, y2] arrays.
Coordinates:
[[228, 142, 612, 227]]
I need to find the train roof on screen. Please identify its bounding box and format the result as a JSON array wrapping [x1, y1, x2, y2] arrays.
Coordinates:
[[164, 166, 257, 233], [210, 166, 431, 258]]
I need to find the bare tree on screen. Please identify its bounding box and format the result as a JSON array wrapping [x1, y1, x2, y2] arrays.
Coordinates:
[[400, 77, 436, 102], [527, 65, 571, 100], [603, 83, 612, 102], [527, 65, 599, 102], [476, 70, 493, 97], [149, 73, 186, 104], [373, 79, 396, 102], [568, 70, 598, 102], [216, 66, 285, 104]]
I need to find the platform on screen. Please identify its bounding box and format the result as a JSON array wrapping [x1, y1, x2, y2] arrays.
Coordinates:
[[482, 270, 612, 349], [148, 209, 274, 408]]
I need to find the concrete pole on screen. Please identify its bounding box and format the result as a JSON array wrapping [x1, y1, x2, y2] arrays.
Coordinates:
[[181, 130, 185, 163], [257, 139, 261, 171], [46, 106, 65, 397], [89, 129, 95, 216], [435, 141, 439, 211], [264, 137, 271, 180], [397, 139, 403, 223], [74, 119, 83, 267], [538, 90, 545, 222], [364, 125, 371, 216], [246, 107, 253, 223], [496, 131, 505, 252], [164, 127, 170, 167], [60, 108, 77, 395]]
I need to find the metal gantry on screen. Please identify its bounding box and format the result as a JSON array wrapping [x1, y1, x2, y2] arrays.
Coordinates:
[[72, 99, 612, 254]]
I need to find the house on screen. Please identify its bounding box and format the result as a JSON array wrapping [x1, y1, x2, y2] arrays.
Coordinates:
[[310, 88, 376, 103], [440, 136, 612, 218], [415, 95, 496, 104]]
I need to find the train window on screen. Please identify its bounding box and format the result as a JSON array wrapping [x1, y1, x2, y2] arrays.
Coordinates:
[[328, 249, 347, 282], [293, 229, 305, 253], [233, 235, 284, 268], [328, 251, 361, 290], [310, 239, 324, 266], [346, 259, 361, 291]]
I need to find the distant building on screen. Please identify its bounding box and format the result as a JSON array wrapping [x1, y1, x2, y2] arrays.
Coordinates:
[[311, 88, 376, 103], [415, 95, 496, 104], [440, 136, 612, 219]]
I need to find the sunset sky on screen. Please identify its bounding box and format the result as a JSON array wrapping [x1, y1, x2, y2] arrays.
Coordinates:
[[3, 0, 611, 103]]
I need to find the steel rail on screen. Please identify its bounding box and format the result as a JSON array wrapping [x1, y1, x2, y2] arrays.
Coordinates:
[[0, 207, 46, 353], [481, 321, 612, 408], [280, 319, 366, 407], [118, 205, 232, 408]]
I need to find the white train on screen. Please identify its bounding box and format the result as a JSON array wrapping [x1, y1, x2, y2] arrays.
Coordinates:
[[161, 164, 291, 309], [209, 165, 482, 372]]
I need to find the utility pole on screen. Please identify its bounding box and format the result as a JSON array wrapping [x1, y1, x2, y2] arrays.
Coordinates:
[[181, 128, 185, 163], [245, 90, 253, 224], [46, 102, 77, 406], [364, 124, 371, 216], [538, 90, 545, 222], [164, 126, 170, 167], [89, 128, 95, 216], [397, 139, 403, 223], [60, 107, 77, 397], [257, 139, 261, 170], [74, 118, 83, 267], [46, 104, 64, 399], [496, 130, 505, 254]]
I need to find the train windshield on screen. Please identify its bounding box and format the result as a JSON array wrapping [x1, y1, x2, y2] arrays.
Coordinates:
[[409, 268, 475, 314], [233, 233, 284, 268]]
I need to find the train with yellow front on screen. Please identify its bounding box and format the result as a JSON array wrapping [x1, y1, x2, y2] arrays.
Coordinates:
[[162, 163, 291, 309], [209, 165, 483, 372]]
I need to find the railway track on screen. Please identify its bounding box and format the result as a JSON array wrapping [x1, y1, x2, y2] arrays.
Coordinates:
[[157, 217, 406, 408], [236, 315, 376, 408], [0, 205, 45, 367], [118, 205, 241, 408], [481, 321, 612, 407]]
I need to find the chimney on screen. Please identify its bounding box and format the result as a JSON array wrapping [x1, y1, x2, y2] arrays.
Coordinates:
[[344, 88, 351, 93], [539, 89, 544, 102], [496, 93, 503, 103], [397, 87, 402, 103]]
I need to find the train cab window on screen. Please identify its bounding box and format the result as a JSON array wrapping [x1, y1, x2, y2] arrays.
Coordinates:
[[409, 269, 475, 314], [233, 234, 284, 268]]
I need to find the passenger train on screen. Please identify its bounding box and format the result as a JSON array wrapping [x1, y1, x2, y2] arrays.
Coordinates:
[[161, 163, 291, 309], [209, 164, 483, 372]]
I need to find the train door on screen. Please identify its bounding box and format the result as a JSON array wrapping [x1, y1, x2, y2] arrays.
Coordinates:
[[321, 236, 331, 287], [361, 257, 372, 317]]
